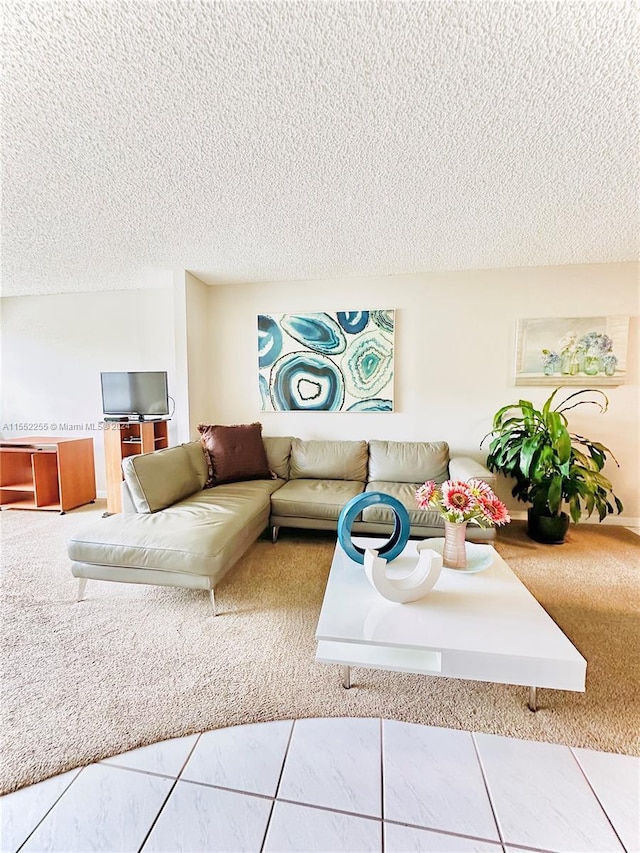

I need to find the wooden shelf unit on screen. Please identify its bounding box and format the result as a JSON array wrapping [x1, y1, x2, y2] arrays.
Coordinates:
[[104, 419, 169, 513], [0, 438, 96, 513]]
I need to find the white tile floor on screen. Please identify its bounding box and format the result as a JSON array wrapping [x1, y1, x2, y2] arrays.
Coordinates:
[[2, 718, 638, 853]]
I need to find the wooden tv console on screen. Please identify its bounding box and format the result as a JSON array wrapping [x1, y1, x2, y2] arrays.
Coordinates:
[[0, 437, 96, 513]]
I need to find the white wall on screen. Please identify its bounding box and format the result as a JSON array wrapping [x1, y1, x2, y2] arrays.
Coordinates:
[[206, 262, 639, 519], [171, 271, 191, 444], [172, 271, 215, 441], [2, 262, 637, 517], [185, 273, 214, 435], [1, 287, 177, 493]]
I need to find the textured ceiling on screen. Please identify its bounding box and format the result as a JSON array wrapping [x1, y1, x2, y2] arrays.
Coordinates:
[[2, 0, 638, 297]]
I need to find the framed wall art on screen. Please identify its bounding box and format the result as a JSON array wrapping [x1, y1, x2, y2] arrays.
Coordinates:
[[514, 316, 629, 386], [257, 310, 394, 412]]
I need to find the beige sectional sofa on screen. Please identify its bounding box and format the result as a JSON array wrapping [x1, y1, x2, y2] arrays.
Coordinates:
[[68, 436, 496, 612]]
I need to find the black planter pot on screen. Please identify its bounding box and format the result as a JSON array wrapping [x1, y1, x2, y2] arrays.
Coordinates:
[[527, 509, 570, 544]]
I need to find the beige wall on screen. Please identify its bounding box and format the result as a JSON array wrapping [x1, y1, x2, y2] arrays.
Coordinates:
[[206, 262, 639, 520], [1, 288, 177, 493]]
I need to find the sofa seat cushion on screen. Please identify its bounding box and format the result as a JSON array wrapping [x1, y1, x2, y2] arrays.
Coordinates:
[[364, 482, 444, 528], [271, 479, 365, 520], [68, 479, 281, 577], [182, 477, 284, 510]]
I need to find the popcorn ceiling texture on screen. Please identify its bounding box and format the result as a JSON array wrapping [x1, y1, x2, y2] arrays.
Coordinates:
[[2, 1, 637, 296]]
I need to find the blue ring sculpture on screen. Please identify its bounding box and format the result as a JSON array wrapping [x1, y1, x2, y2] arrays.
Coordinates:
[[337, 492, 411, 564]]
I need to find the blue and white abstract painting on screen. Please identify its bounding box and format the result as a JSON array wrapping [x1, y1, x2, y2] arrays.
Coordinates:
[[258, 310, 394, 412]]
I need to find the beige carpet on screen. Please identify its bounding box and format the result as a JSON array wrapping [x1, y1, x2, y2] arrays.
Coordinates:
[[1, 502, 639, 795]]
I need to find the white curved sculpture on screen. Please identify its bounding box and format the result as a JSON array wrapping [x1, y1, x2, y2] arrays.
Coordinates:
[[363, 542, 443, 603]]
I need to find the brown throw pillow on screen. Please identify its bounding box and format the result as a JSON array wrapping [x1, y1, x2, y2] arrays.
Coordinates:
[[197, 422, 271, 487]]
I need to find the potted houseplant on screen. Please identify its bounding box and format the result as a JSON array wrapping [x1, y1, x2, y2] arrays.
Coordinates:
[[483, 388, 623, 543]]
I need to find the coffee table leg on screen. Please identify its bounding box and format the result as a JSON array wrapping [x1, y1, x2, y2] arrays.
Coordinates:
[[528, 686, 537, 711], [342, 666, 351, 689]]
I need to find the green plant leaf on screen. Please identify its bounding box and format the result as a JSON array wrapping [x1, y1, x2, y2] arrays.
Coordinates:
[[571, 448, 591, 467], [492, 404, 520, 429], [588, 446, 606, 471], [587, 439, 620, 467], [519, 400, 537, 432], [537, 444, 554, 473], [547, 475, 563, 514], [542, 388, 560, 418], [569, 495, 582, 523], [519, 435, 542, 477], [546, 412, 571, 463], [555, 388, 609, 416]]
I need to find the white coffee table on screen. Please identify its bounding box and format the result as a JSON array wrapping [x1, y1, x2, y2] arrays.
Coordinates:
[[315, 538, 586, 710]]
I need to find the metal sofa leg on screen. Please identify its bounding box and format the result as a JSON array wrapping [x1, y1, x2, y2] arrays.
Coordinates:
[[77, 578, 87, 602], [209, 589, 216, 616], [272, 525, 279, 544]]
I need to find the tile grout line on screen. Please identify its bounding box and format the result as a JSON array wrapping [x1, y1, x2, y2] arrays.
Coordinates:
[[15, 769, 83, 853], [471, 731, 506, 848], [257, 796, 379, 824], [135, 777, 180, 851], [502, 845, 565, 853], [259, 718, 296, 853], [99, 762, 181, 782], [100, 734, 205, 784], [379, 717, 385, 853], [181, 777, 275, 802], [383, 817, 511, 847], [176, 778, 384, 824], [266, 719, 296, 802], [258, 800, 276, 853], [135, 732, 203, 853], [175, 732, 204, 780], [567, 747, 629, 853]]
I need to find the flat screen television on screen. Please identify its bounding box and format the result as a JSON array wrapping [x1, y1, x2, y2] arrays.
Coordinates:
[[100, 371, 169, 419]]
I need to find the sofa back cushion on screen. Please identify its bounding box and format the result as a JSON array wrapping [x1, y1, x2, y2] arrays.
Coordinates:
[[198, 422, 272, 486], [290, 439, 368, 481], [368, 440, 450, 484], [183, 440, 209, 490], [122, 444, 202, 513], [263, 436, 293, 480]]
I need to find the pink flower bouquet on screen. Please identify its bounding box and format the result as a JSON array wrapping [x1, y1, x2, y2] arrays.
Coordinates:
[[415, 479, 511, 528]]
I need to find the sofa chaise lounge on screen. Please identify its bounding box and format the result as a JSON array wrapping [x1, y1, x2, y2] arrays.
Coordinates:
[[67, 436, 497, 612]]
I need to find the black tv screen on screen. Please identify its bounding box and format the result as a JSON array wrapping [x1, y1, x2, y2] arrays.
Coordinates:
[[100, 371, 169, 418]]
